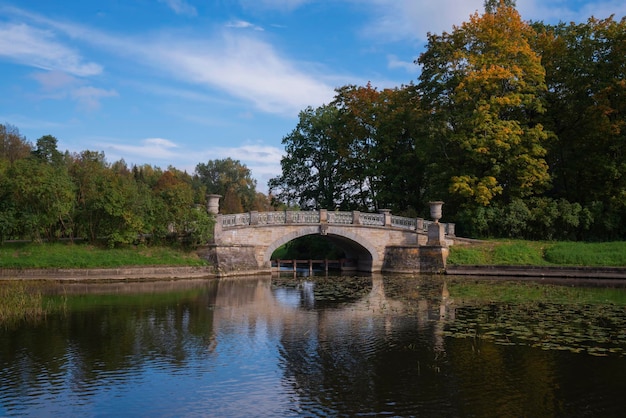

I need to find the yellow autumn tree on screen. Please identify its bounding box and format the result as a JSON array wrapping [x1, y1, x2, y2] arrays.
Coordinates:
[[418, 0, 550, 207]]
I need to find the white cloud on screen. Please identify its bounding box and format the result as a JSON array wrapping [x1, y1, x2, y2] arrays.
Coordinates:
[[102, 137, 180, 161], [387, 54, 419, 73], [237, 0, 311, 12], [145, 137, 179, 148], [359, 0, 484, 43], [212, 144, 283, 164], [71, 86, 118, 110], [152, 32, 336, 115], [225, 20, 264, 31], [519, 0, 626, 23], [158, 0, 197, 17], [30, 71, 117, 110], [31, 70, 78, 90], [0, 22, 102, 76]]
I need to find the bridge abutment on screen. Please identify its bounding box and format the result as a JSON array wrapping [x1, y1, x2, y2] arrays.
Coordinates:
[[199, 244, 270, 277]]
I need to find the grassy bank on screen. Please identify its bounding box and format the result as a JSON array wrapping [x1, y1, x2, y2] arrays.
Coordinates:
[[0, 242, 208, 269], [447, 240, 626, 267]]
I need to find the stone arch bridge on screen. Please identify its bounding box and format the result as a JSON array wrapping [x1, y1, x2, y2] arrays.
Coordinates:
[[202, 197, 457, 277]]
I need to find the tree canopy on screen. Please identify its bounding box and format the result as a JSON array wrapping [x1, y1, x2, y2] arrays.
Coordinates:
[[269, 7, 626, 240], [0, 133, 268, 246]]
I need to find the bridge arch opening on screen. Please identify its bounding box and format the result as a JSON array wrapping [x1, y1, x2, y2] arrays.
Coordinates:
[[265, 230, 377, 272]]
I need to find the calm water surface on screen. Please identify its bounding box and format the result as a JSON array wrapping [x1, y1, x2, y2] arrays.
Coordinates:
[[1, 274, 626, 417]]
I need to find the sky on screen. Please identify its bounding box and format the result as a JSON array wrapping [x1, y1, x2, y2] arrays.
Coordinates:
[[1, 0, 624, 192]]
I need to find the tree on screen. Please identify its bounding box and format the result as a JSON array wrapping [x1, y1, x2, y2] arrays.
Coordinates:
[[327, 83, 432, 214], [0, 159, 15, 241], [271, 84, 432, 215], [331, 83, 380, 210], [68, 150, 113, 242], [8, 156, 75, 241], [533, 17, 626, 238], [195, 158, 257, 214], [418, 2, 550, 211], [32, 135, 63, 166], [269, 105, 349, 210], [0, 124, 31, 163], [152, 170, 195, 240]]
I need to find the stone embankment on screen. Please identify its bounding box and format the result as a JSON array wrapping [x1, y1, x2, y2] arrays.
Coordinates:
[[446, 265, 626, 280], [3, 265, 626, 281], [0, 266, 216, 281]]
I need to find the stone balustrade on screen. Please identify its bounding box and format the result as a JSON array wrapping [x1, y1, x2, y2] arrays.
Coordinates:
[[219, 209, 455, 236]]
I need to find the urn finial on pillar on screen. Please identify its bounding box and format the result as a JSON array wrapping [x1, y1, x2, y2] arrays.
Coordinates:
[[207, 194, 222, 215], [429, 201, 444, 223]]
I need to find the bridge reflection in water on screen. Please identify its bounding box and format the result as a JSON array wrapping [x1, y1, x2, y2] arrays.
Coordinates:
[[211, 274, 451, 358]]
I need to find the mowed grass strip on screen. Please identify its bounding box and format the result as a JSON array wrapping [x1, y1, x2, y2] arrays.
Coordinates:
[[448, 240, 626, 267], [0, 242, 208, 269]]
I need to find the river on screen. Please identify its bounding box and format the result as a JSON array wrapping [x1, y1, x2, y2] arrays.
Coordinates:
[[1, 274, 625, 417]]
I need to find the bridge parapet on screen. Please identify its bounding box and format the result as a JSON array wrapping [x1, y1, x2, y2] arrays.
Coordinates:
[[219, 209, 455, 236]]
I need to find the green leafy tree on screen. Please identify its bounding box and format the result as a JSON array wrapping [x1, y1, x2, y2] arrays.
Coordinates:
[[69, 155, 149, 246], [103, 160, 150, 247], [68, 150, 113, 242], [0, 159, 16, 241], [418, 2, 550, 210], [533, 17, 626, 238], [195, 158, 257, 214], [269, 105, 349, 210], [333, 83, 431, 215], [8, 157, 75, 241], [331, 83, 380, 210], [32, 135, 64, 166], [152, 170, 195, 240]]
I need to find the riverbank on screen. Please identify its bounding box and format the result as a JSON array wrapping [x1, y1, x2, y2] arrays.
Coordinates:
[[2, 240, 626, 281]]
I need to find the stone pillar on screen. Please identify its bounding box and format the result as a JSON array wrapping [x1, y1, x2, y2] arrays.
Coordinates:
[[319, 209, 328, 223], [212, 215, 222, 245], [427, 201, 447, 247], [352, 210, 361, 225], [427, 222, 447, 247], [379, 209, 392, 226], [207, 194, 222, 215], [249, 211, 259, 225]]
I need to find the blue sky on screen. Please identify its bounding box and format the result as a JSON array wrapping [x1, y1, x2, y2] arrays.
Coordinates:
[[0, 0, 623, 192]]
